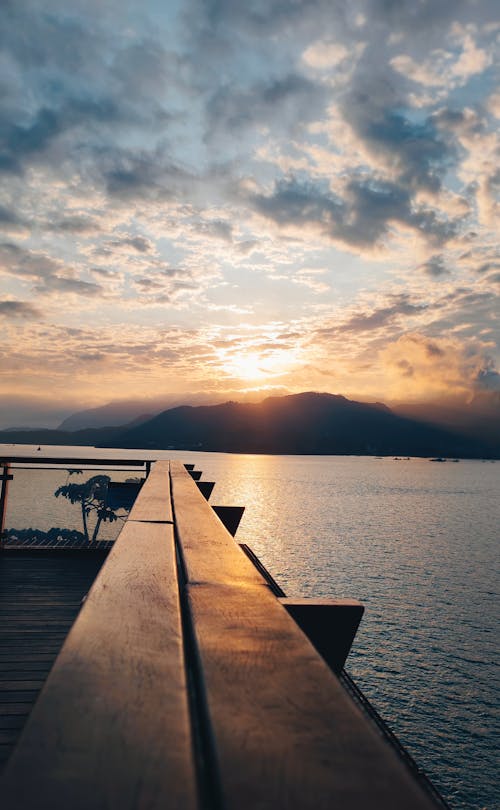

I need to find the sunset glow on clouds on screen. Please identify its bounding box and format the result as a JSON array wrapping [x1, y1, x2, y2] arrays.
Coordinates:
[[0, 1, 499, 426]]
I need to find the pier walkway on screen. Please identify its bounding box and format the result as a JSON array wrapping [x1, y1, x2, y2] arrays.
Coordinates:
[[0, 460, 439, 809]]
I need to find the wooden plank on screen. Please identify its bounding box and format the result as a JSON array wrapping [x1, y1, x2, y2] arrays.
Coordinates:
[[0, 717, 26, 730], [279, 597, 365, 674], [0, 548, 107, 771], [0, 653, 55, 661], [0, 672, 51, 682], [0, 705, 32, 716], [0, 518, 196, 810], [170, 461, 436, 810], [127, 460, 173, 523], [0, 691, 39, 702], [0, 731, 20, 745], [0, 682, 46, 691]]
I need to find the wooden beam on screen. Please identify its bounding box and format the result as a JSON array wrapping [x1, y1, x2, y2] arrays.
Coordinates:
[[279, 597, 364, 674], [196, 481, 215, 501], [0, 457, 147, 467], [213, 506, 245, 537], [170, 461, 436, 810], [127, 460, 172, 523], [0, 518, 197, 810]]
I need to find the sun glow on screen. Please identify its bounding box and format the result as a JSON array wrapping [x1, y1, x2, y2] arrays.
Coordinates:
[[227, 352, 268, 380], [219, 349, 297, 383]]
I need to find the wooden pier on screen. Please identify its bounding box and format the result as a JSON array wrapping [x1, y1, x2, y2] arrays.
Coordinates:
[[0, 459, 441, 808]]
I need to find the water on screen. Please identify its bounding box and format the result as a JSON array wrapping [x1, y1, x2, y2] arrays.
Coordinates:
[[2, 446, 499, 809]]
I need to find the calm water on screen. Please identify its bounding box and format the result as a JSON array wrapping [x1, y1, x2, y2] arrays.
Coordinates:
[[3, 446, 499, 809]]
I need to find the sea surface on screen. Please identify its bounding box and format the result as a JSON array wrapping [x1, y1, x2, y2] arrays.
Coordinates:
[[2, 445, 499, 809]]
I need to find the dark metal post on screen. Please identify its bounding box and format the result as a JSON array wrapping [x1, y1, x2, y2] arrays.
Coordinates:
[[0, 464, 13, 549]]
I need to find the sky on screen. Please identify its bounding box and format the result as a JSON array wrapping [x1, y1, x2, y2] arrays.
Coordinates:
[[0, 0, 499, 427]]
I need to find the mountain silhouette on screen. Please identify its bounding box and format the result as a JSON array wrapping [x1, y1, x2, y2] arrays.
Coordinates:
[[1, 392, 497, 457], [110, 392, 489, 456]]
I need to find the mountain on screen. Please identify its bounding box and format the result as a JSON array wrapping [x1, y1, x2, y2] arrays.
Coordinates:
[[393, 391, 500, 448], [110, 392, 491, 457], [56, 389, 291, 431], [0, 425, 127, 447], [58, 401, 165, 431], [1, 392, 497, 457]]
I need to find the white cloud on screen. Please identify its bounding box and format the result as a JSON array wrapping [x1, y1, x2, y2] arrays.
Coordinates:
[[391, 34, 492, 90], [302, 40, 349, 70], [487, 92, 500, 118], [450, 34, 492, 79]]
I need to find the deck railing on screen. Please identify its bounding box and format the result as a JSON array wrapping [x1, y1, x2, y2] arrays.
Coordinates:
[[0, 456, 152, 550]]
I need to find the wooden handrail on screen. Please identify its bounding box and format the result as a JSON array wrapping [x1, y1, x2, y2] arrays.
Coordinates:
[[0, 456, 149, 467]]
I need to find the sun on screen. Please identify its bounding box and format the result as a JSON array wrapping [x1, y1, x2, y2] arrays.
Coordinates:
[[225, 351, 269, 381], [218, 347, 298, 383]]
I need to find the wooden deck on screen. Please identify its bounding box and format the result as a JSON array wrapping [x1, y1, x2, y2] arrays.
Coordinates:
[[0, 460, 441, 809], [0, 549, 108, 770]]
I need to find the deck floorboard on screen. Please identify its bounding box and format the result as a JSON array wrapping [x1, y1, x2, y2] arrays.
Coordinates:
[[0, 550, 107, 771]]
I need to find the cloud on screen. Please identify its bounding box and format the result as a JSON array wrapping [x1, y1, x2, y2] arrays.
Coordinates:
[[191, 219, 233, 242], [476, 362, 500, 391], [206, 73, 326, 139], [487, 92, 500, 118], [188, 0, 333, 36], [421, 254, 449, 277], [97, 146, 194, 200], [0, 241, 104, 297], [251, 175, 458, 249], [107, 235, 154, 253], [381, 332, 500, 399], [391, 34, 492, 89], [0, 204, 25, 228], [341, 93, 454, 192], [0, 0, 498, 421], [48, 215, 102, 234], [34, 276, 103, 296], [333, 296, 426, 334], [0, 242, 60, 280], [0, 299, 42, 319], [302, 40, 349, 70]]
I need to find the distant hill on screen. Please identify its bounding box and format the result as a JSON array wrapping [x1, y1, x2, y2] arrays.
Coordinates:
[[56, 392, 241, 430], [1, 392, 497, 457], [107, 392, 493, 457], [393, 391, 500, 448], [58, 401, 164, 431], [0, 425, 126, 447]]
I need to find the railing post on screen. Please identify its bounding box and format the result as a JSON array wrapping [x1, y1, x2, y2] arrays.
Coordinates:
[[0, 463, 13, 549]]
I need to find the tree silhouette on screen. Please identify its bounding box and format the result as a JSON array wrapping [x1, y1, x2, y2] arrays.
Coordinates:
[[55, 474, 121, 543]]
